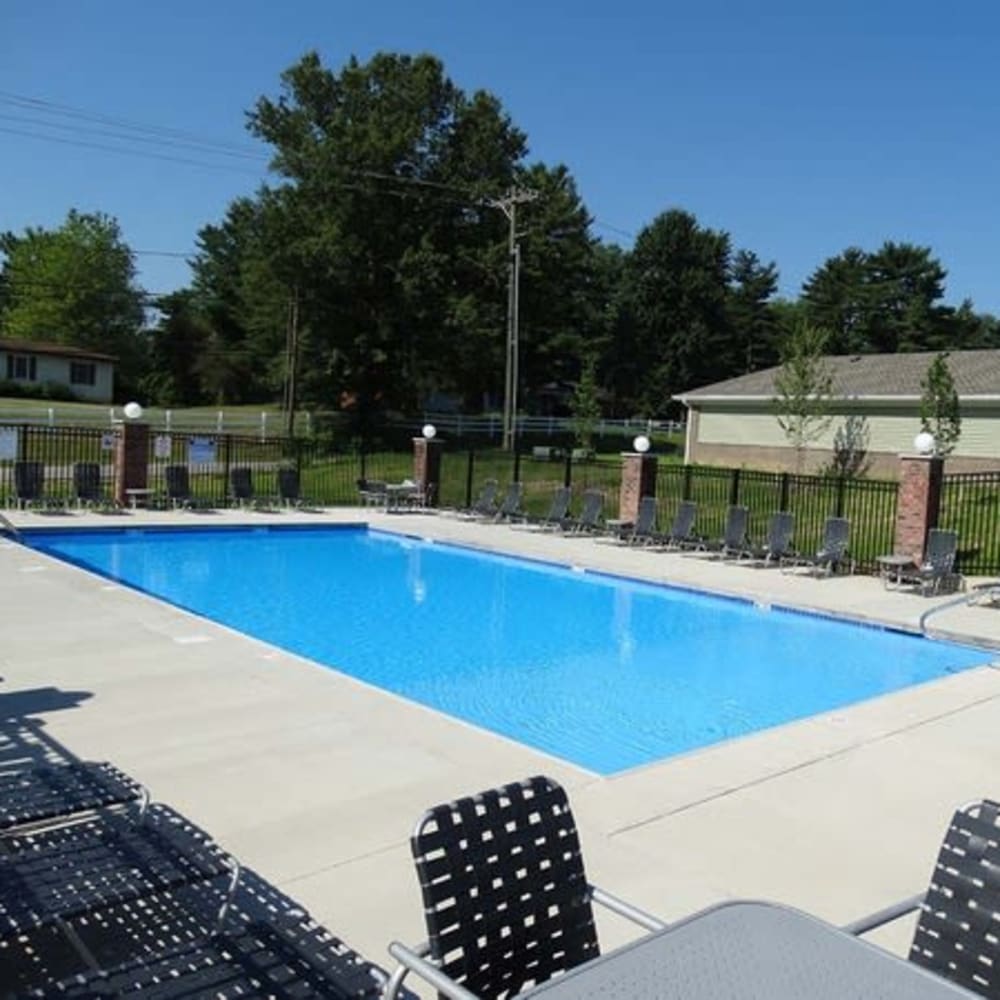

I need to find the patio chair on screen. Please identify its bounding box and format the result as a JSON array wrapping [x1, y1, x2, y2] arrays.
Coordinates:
[[277, 466, 302, 507], [616, 495, 658, 545], [453, 479, 499, 519], [490, 481, 524, 522], [843, 798, 1000, 999], [230, 466, 260, 507], [385, 775, 666, 1000], [656, 500, 699, 549], [73, 461, 108, 508], [164, 464, 194, 508], [357, 478, 388, 507], [782, 516, 851, 576], [907, 528, 960, 595], [517, 485, 572, 531], [741, 511, 795, 566], [565, 488, 605, 534], [13, 460, 45, 509], [703, 504, 750, 559]]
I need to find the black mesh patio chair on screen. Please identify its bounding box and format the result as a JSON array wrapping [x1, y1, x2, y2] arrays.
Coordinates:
[[656, 500, 699, 549], [565, 488, 604, 534], [616, 495, 658, 545], [230, 466, 258, 507], [705, 504, 751, 558], [277, 466, 302, 507], [741, 510, 795, 566], [906, 528, 960, 595], [843, 799, 1000, 999], [164, 464, 193, 508], [489, 481, 524, 522], [385, 775, 666, 1000], [516, 485, 572, 531], [13, 460, 44, 509], [451, 479, 499, 519], [72, 462, 106, 508], [782, 516, 851, 576]]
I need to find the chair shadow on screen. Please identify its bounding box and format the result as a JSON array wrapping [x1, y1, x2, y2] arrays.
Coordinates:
[[0, 688, 95, 768]]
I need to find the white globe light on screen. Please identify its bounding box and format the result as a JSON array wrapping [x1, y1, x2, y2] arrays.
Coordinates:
[[633, 434, 651, 454], [123, 401, 144, 420], [422, 423, 437, 440], [913, 431, 935, 455]]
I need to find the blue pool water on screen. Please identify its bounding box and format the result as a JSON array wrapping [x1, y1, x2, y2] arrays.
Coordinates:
[[26, 525, 989, 774]]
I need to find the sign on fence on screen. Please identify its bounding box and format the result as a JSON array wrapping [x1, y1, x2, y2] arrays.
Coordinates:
[[100, 432, 116, 452], [154, 434, 172, 459], [188, 436, 217, 465], [0, 428, 17, 460]]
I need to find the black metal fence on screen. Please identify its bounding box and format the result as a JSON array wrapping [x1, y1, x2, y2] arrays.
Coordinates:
[[656, 465, 898, 571], [939, 471, 1000, 575]]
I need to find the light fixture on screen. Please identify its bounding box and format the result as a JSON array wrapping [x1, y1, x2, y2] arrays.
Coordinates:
[[123, 402, 144, 420], [632, 434, 651, 454], [913, 431, 935, 455], [422, 423, 437, 440]]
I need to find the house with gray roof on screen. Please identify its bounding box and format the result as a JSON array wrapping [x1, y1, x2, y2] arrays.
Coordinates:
[[674, 349, 1000, 476], [0, 338, 116, 403]]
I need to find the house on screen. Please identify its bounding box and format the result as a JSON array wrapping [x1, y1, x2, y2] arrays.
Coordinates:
[[674, 349, 1000, 476], [0, 338, 116, 403]]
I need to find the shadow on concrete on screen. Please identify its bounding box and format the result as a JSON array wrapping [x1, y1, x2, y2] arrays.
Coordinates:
[[0, 688, 94, 767]]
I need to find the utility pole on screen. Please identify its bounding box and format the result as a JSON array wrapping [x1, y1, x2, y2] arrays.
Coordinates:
[[283, 285, 300, 438], [487, 187, 538, 450]]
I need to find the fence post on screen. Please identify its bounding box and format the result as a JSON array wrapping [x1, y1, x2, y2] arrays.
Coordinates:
[[779, 472, 790, 511], [465, 448, 475, 508], [412, 435, 442, 507], [894, 454, 944, 563], [729, 468, 741, 506], [513, 444, 522, 484], [112, 421, 150, 507], [563, 449, 573, 489], [619, 448, 657, 524], [835, 476, 846, 517], [260, 412, 268, 442], [216, 410, 224, 433], [221, 434, 232, 504], [682, 464, 693, 501]]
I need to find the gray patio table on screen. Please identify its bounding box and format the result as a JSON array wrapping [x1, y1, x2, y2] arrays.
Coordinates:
[[516, 900, 978, 999]]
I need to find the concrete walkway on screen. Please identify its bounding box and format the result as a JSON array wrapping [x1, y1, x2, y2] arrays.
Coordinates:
[[1, 505, 999, 980]]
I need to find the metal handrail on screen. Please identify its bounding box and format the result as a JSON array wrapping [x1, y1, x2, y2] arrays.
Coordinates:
[[0, 510, 21, 540], [919, 582, 1000, 634]]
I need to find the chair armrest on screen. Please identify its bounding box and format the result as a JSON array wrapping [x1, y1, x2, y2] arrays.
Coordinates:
[[840, 891, 924, 936], [589, 884, 668, 932], [385, 941, 480, 1000]]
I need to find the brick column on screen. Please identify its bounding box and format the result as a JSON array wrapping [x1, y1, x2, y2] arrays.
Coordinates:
[[893, 454, 944, 563], [412, 437, 443, 507], [113, 421, 150, 506], [619, 452, 657, 524]]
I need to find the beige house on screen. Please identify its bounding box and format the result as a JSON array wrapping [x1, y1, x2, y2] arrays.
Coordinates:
[[674, 349, 1000, 476], [0, 338, 116, 403]]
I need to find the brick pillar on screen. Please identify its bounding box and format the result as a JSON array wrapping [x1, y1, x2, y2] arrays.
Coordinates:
[[619, 452, 657, 523], [893, 454, 944, 563], [412, 437, 443, 507], [113, 422, 150, 506]]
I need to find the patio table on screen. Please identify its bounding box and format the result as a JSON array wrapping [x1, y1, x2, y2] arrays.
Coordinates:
[[517, 900, 977, 999], [878, 552, 918, 588]]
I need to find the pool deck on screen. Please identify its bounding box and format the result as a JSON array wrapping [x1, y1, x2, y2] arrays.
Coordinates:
[[2, 504, 1000, 979]]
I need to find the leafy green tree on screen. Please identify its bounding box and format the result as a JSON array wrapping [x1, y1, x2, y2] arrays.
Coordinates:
[[801, 247, 871, 353], [823, 414, 871, 478], [919, 352, 961, 456], [773, 322, 833, 471], [0, 210, 146, 397], [727, 249, 779, 372], [570, 352, 602, 450], [140, 291, 209, 405]]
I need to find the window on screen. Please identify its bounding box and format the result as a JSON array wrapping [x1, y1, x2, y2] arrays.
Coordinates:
[[5, 354, 37, 381], [69, 361, 96, 386]]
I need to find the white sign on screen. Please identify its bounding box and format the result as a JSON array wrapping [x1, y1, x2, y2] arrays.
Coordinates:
[[154, 434, 172, 459], [0, 428, 17, 461], [188, 436, 217, 465], [100, 432, 116, 452]]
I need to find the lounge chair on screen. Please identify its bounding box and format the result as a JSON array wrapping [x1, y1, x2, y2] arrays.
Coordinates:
[[13, 460, 45, 509], [613, 495, 658, 545], [490, 481, 524, 522], [907, 528, 959, 595], [517, 485, 572, 530], [73, 461, 109, 508], [277, 466, 302, 507], [704, 504, 750, 559], [453, 479, 499, 519], [164, 464, 194, 508], [843, 798, 1000, 999], [565, 488, 604, 534], [230, 466, 260, 507], [656, 500, 698, 549], [782, 516, 851, 576], [385, 775, 666, 1000], [742, 511, 795, 565]]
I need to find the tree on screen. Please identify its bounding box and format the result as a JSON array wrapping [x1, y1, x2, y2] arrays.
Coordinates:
[[773, 322, 833, 471], [919, 352, 961, 456], [727, 249, 779, 373], [140, 291, 209, 405], [823, 414, 871, 478], [0, 210, 146, 397], [570, 352, 601, 450]]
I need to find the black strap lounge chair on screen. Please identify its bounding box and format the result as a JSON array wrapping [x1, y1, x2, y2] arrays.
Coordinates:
[[73, 462, 107, 508], [385, 775, 666, 1000], [164, 464, 194, 508], [276, 466, 301, 507], [843, 799, 1000, 999], [783, 516, 851, 576], [566, 488, 605, 534], [13, 460, 44, 509], [707, 504, 751, 558], [743, 511, 795, 565], [618, 495, 658, 545], [657, 500, 698, 549], [518, 485, 572, 530], [490, 481, 524, 522], [230, 466, 260, 507], [910, 528, 959, 595], [453, 479, 498, 519]]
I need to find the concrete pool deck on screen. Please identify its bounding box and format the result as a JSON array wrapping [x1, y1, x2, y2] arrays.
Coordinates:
[[2, 505, 999, 979]]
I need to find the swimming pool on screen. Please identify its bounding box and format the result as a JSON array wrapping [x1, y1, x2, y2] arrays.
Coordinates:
[[25, 525, 989, 774]]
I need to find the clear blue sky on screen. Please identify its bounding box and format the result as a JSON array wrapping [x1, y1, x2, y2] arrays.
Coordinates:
[[3, 1, 999, 310]]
